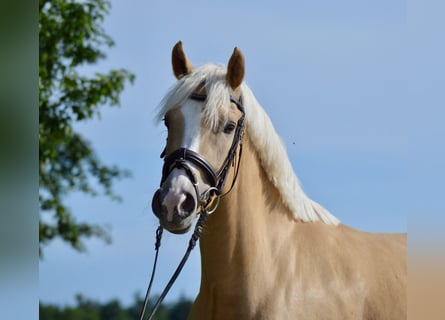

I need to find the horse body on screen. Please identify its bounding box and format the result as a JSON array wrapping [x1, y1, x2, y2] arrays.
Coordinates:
[[189, 136, 406, 320], [152, 41, 406, 319]]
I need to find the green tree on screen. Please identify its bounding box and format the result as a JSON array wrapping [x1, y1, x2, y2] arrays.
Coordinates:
[[100, 299, 132, 320], [39, 294, 194, 320], [39, 0, 134, 256], [67, 294, 101, 320], [39, 303, 62, 320], [169, 296, 193, 320]]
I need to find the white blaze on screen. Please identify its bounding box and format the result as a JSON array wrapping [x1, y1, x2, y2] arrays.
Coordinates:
[[162, 173, 190, 221], [161, 99, 203, 220], [180, 100, 202, 151]]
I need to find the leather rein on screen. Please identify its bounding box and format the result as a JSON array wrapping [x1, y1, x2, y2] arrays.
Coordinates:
[[139, 93, 245, 320]]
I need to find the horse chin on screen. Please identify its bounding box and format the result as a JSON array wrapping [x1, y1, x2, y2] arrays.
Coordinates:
[[159, 213, 196, 235], [168, 225, 192, 235]]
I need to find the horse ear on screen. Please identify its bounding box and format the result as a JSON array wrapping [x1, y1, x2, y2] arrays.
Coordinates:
[[172, 41, 194, 79], [227, 47, 245, 89]]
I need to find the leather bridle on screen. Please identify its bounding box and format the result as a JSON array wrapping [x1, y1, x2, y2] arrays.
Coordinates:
[[159, 92, 246, 209]]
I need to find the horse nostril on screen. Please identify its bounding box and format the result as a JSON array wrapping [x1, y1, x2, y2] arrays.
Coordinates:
[[181, 192, 196, 215]]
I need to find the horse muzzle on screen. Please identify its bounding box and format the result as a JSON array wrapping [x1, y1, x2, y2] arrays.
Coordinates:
[[151, 171, 198, 234]]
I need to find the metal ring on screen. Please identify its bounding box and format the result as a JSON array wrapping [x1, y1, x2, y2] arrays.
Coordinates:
[[205, 195, 220, 215], [200, 187, 218, 203], [199, 187, 220, 214]]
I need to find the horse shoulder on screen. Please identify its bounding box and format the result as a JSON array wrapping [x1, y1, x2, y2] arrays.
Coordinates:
[[327, 225, 407, 319], [286, 223, 406, 319]]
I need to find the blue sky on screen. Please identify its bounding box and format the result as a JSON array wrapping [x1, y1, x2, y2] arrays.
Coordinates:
[[40, 0, 445, 307]]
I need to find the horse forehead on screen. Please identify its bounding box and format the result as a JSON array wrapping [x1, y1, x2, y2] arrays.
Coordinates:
[[181, 100, 203, 121], [176, 100, 204, 150]]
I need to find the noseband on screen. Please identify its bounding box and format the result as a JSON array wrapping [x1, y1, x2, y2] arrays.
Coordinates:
[[159, 92, 246, 208]]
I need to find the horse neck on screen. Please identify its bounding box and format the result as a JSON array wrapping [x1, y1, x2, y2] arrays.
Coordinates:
[[199, 134, 292, 295]]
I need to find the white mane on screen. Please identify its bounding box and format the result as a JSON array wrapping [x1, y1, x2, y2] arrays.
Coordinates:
[[157, 64, 340, 225]]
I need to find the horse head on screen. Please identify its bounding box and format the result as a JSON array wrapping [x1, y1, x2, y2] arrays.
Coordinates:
[[152, 41, 246, 234]]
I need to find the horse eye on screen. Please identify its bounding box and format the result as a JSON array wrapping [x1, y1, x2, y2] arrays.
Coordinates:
[[223, 121, 236, 134]]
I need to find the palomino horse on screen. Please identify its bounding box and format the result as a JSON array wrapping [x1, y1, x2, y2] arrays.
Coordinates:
[[151, 41, 406, 320]]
